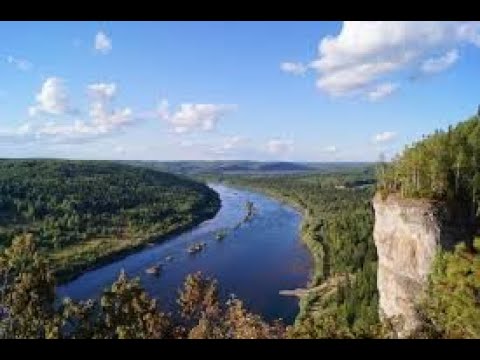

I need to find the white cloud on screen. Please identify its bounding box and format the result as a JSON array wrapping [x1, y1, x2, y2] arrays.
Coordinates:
[[83, 82, 132, 135], [89, 103, 133, 130], [87, 83, 117, 100], [367, 82, 399, 102], [17, 82, 134, 143], [266, 139, 294, 154], [280, 62, 307, 76], [29, 77, 71, 116], [323, 145, 337, 153], [6, 55, 32, 71], [421, 49, 459, 74], [94, 31, 112, 54], [310, 21, 480, 97], [373, 131, 397, 144], [158, 99, 237, 134]]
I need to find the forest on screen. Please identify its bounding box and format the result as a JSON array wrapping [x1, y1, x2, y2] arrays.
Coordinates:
[[0, 160, 220, 281], [377, 115, 480, 208], [0, 159, 478, 338]]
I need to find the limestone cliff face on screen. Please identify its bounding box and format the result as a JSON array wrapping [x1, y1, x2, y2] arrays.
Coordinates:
[[372, 193, 473, 336]]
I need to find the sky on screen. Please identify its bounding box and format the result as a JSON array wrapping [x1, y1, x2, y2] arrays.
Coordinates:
[[1, 21, 480, 162]]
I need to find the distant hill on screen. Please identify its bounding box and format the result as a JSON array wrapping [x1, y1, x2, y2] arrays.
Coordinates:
[[257, 162, 312, 172], [120, 160, 374, 176]]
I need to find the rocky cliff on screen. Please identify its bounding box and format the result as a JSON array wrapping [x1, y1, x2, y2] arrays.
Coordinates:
[[372, 193, 474, 337]]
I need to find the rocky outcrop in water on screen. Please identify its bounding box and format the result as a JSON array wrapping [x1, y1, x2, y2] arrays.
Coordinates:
[[372, 193, 474, 337]]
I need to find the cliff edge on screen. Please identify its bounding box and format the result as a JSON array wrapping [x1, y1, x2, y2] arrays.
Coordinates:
[[372, 193, 474, 337]]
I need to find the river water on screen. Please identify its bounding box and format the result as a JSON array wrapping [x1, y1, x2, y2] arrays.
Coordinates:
[[57, 183, 312, 324]]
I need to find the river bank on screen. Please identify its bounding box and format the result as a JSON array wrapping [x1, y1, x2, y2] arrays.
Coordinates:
[[58, 184, 311, 324], [51, 195, 221, 284]]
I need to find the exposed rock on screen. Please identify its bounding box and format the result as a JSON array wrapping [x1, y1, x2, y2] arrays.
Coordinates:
[[372, 192, 474, 337]]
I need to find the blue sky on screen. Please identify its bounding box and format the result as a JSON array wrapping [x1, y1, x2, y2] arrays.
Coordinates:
[[1, 21, 480, 161]]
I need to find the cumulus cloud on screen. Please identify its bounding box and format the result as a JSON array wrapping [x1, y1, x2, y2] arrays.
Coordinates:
[[94, 31, 112, 54], [6, 55, 32, 71], [367, 83, 399, 102], [373, 131, 397, 144], [421, 49, 459, 74], [266, 139, 294, 154], [29, 77, 71, 116], [158, 99, 237, 134], [16, 82, 135, 144], [310, 21, 480, 97], [280, 61, 308, 76]]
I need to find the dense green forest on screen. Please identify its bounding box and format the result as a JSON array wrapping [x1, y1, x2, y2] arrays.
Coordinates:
[[213, 169, 380, 337], [0, 160, 220, 281], [378, 115, 480, 208]]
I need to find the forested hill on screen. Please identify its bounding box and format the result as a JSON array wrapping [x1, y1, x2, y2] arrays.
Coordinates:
[[0, 159, 220, 281], [119, 160, 373, 175], [378, 114, 480, 207]]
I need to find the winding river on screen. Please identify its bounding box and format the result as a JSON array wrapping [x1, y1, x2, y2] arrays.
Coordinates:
[[58, 184, 312, 324]]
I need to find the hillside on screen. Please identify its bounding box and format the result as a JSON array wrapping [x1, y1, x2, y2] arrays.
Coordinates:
[[0, 159, 220, 281], [120, 160, 374, 176]]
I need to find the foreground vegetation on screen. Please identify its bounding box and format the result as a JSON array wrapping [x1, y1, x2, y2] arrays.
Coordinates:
[[3, 223, 476, 338], [0, 235, 284, 339], [0, 160, 220, 281]]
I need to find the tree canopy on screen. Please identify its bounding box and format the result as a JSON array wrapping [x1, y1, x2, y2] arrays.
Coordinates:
[[0, 159, 220, 280], [377, 115, 480, 212]]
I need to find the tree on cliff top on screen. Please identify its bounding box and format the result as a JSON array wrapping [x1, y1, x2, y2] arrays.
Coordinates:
[[377, 113, 480, 243]]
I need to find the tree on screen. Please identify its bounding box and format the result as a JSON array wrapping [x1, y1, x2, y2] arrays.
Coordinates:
[[98, 270, 171, 339], [0, 234, 56, 339]]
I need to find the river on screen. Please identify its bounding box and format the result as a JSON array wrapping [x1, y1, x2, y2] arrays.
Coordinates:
[[57, 183, 312, 324]]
